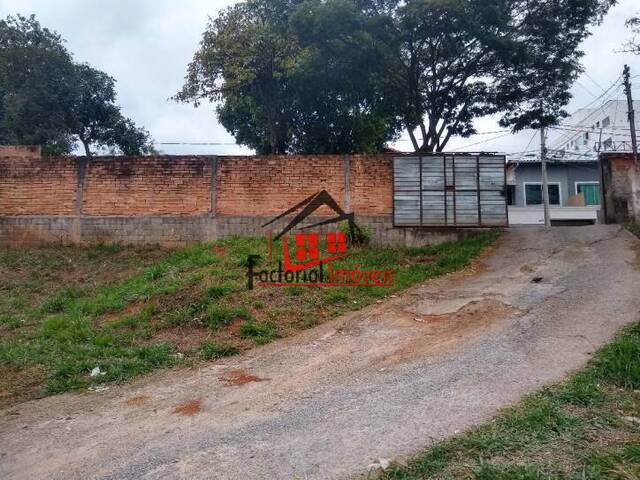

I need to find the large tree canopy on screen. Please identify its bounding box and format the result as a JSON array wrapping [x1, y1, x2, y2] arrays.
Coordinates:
[[179, 0, 615, 154], [0, 15, 154, 156]]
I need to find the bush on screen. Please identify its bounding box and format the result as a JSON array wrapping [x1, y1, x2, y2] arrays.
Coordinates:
[[340, 220, 371, 246]]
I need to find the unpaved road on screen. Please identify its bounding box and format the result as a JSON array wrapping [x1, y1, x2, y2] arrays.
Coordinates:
[[1, 226, 639, 480]]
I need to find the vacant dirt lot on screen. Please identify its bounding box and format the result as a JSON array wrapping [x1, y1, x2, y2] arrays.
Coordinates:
[[0, 225, 638, 480]]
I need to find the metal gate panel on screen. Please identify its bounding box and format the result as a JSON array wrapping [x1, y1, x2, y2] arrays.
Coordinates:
[[393, 157, 421, 226], [393, 154, 507, 227]]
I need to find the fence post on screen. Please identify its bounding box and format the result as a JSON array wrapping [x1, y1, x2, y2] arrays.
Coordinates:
[[72, 157, 87, 243], [343, 154, 352, 212], [210, 156, 218, 216]]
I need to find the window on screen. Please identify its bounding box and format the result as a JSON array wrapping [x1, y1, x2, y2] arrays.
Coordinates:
[[524, 183, 561, 206], [576, 182, 600, 206], [602, 116, 611, 128]]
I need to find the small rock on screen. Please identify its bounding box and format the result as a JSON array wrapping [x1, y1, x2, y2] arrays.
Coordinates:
[[90, 367, 106, 377], [368, 458, 391, 472], [88, 385, 109, 393], [624, 416, 640, 425]]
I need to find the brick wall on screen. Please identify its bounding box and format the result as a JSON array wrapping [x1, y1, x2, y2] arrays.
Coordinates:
[[0, 145, 41, 158], [0, 154, 394, 218], [0, 151, 483, 247], [0, 157, 77, 215], [350, 155, 393, 215], [83, 157, 212, 216], [216, 155, 346, 216]]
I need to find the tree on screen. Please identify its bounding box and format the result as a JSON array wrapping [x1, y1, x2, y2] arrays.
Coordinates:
[[354, 0, 616, 151], [180, 0, 614, 154], [288, 0, 402, 153], [176, 1, 298, 154], [69, 64, 154, 156], [626, 16, 640, 54], [175, 0, 402, 154], [0, 14, 154, 156], [0, 14, 76, 154]]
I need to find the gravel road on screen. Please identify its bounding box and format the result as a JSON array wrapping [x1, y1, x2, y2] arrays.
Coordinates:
[[1, 225, 638, 480]]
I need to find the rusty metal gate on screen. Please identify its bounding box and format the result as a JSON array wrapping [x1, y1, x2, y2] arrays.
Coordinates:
[[393, 154, 508, 227]]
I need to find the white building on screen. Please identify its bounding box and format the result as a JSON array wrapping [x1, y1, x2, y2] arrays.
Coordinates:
[[549, 99, 640, 161]]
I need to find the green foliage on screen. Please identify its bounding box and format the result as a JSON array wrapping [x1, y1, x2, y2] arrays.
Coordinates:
[[69, 63, 154, 156], [0, 314, 21, 330], [0, 14, 153, 156], [592, 323, 640, 389], [340, 221, 371, 246], [178, 0, 614, 154], [203, 304, 248, 329], [199, 342, 239, 360], [175, 0, 401, 154], [0, 232, 498, 401], [239, 320, 278, 345], [627, 223, 640, 238], [0, 14, 75, 154]]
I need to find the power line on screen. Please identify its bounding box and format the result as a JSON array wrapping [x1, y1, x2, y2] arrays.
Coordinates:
[[452, 132, 513, 150], [575, 80, 598, 99], [583, 72, 606, 93]]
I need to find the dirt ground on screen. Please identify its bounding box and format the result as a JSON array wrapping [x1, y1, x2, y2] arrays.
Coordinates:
[[0, 225, 639, 480]]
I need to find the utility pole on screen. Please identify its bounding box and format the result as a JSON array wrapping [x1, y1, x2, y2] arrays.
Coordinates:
[[540, 127, 551, 228], [623, 65, 638, 167]]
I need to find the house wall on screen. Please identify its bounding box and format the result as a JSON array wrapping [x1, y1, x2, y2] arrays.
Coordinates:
[[0, 151, 484, 247], [509, 162, 600, 207]]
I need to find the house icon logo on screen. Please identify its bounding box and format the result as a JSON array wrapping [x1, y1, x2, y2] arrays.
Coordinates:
[[262, 190, 356, 274], [245, 191, 393, 289]]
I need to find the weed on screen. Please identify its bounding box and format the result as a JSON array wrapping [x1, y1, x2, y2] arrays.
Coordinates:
[[199, 342, 239, 360], [240, 321, 278, 345]]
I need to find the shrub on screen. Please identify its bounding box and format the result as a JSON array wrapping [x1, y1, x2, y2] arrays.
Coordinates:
[[340, 221, 371, 245]]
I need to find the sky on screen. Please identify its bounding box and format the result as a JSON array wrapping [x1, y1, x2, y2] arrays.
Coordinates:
[[1, 0, 639, 157]]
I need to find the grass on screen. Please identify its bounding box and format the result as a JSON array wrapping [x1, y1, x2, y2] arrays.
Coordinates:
[[375, 321, 640, 480], [0, 230, 499, 407]]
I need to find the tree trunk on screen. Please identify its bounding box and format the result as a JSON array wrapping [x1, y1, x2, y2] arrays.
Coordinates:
[[81, 139, 91, 157]]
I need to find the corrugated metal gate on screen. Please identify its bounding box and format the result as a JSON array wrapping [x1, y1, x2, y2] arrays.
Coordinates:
[[393, 154, 507, 227]]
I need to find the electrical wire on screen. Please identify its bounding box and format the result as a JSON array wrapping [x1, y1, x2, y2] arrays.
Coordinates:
[[583, 72, 606, 93], [451, 132, 513, 150]]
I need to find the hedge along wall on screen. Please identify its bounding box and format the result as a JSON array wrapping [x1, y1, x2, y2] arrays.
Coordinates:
[[0, 148, 469, 247]]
